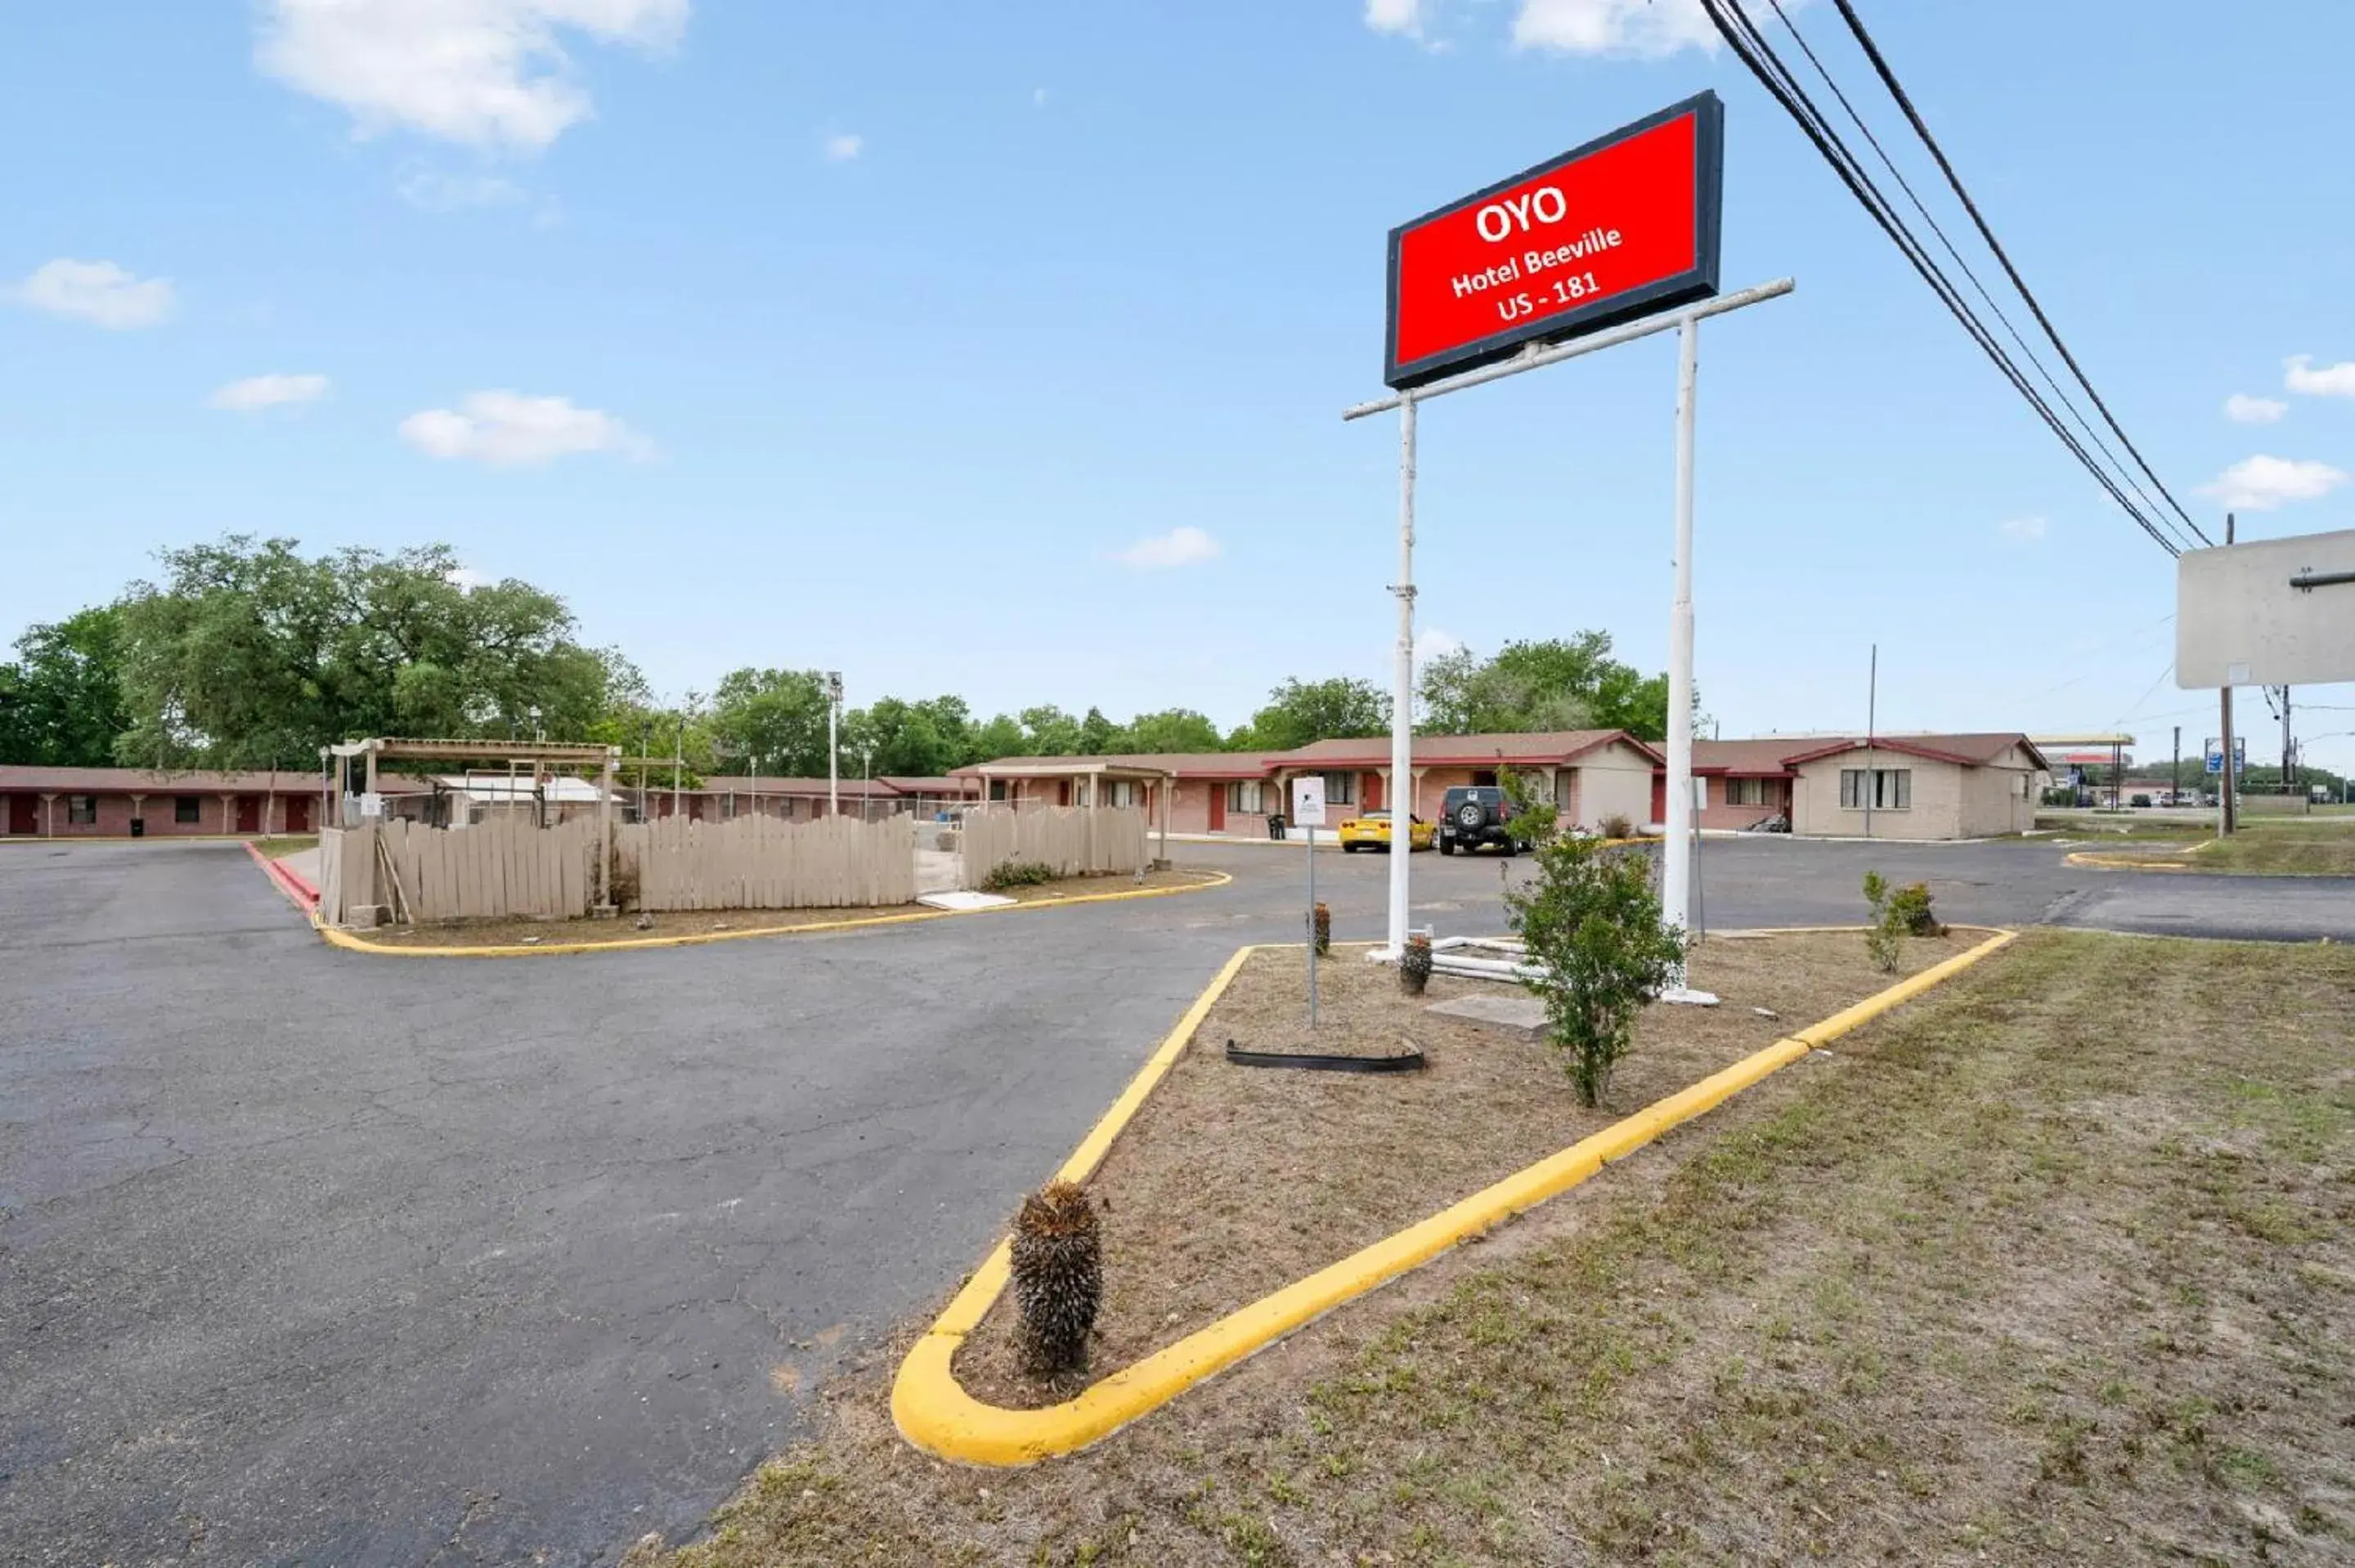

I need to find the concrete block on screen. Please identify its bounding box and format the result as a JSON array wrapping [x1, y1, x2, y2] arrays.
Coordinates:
[[1424, 992, 1546, 1039]]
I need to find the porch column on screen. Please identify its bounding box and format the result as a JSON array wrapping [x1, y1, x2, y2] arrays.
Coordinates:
[[129, 794, 146, 833], [41, 792, 56, 837], [1410, 768, 1427, 820], [221, 794, 236, 836]]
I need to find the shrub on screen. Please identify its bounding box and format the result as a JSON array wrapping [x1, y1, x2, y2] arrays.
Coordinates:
[[1010, 1180, 1101, 1374], [1310, 900, 1331, 956], [1860, 871, 1938, 970], [1598, 813, 1635, 841], [1505, 834, 1686, 1108], [980, 858, 1056, 892]]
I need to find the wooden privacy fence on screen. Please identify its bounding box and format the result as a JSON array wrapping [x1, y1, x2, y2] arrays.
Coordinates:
[[320, 818, 599, 925], [617, 813, 916, 912], [959, 804, 1148, 882]]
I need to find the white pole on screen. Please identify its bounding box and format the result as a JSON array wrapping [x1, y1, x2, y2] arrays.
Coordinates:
[[828, 689, 840, 818], [1662, 316, 1716, 1006], [1384, 393, 1418, 962]]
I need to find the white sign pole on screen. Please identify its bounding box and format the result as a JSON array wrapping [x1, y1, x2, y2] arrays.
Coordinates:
[[1384, 394, 1419, 964], [1292, 777, 1328, 1025], [1662, 315, 1717, 1006]]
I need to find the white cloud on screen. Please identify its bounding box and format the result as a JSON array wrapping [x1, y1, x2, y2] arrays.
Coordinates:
[[397, 168, 525, 211], [1365, 0, 1427, 36], [209, 373, 331, 411], [256, 0, 689, 152], [446, 564, 491, 590], [2224, 392, 2287, 424], [12, 258, 175, 329], [1997, 514, 2048, 544], [2285, 354, 2355, 398], [822, 131, 864, 163], [1513, 0, 1727, 56], [1414, 628, 1465, 664], [2200, 455, 2349, 512], [1117, 526, 1222, 569], [398, 390, 653, 465]]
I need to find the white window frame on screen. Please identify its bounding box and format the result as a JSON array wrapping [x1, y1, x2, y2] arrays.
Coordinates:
[[1727, 776, 1766, 807], [1226, 780, 1264, 814], [1840, 768, 1912, 811], [1321, 771, 1357, 807]]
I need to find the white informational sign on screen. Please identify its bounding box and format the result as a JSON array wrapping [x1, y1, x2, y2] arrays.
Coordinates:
[[2177, 527, 2355, 688], [1290, 777, 1327, 828], [2202, 738, 2245, 777], [358, 792, 385, 818]]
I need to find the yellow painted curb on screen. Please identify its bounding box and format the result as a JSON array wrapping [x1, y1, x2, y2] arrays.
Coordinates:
[[309, 870, 1233, 958], [892, 926, 2019, 1466], [2065, 844, 2211, 871]]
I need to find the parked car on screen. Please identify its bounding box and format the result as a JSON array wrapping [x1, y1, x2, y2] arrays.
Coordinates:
[[1436, 786, 1518, 856], [1335, 809, 1434, 853]]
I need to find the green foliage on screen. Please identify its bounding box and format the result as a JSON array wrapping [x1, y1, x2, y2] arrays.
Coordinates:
[[1233, 676, 1389, 751], [1500, 768, 1559, 847], [1119, 707, 1224, 755], [968, 712, 1029, 763], [980, 858, 1056, 891], [841, 693, 976, 777], [1505, 835, 1686, 1107], [1420, 633, 1679, 741], [1889, 880, 1941, 936], [706, 667, 832, 775], [0, 606, 130, 765], [1311, 901, 1331, 956], [1862, 871, 1903, 972], [111, 535, 622, 769]]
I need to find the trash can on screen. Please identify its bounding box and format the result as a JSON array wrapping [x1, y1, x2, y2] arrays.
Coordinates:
[[129, 818, 144, 838], [1266, 813, 1288, 841]]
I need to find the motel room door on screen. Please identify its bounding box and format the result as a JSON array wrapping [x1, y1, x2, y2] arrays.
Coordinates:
[[1207, 783, 1226, 832], [7, 795, 35, 836], [236, 796, 262, 833]]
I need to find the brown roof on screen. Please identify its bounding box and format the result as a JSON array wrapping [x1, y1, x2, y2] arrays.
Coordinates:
[[1778, 733, 2048, 770], [955, 751, 1266, 779], [0, 764, 354, 793], [1687, 738, 1810, 776], [1277, 730, 1662, 768], [693, 775, 899, 796]]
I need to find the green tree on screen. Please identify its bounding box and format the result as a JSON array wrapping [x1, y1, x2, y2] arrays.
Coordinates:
[[970, 713, 1029, 762], [1235, 676, 1390, 751], [1020, 705, 1085, 757], [113, 535, 624, 768], [1077, 706, 1122, 755], [708, 667, 832, 775], [1420, 634, 1675, 741], [844, 694, 976, 777], [1119, 707, 1224, 754], [1505, 832, 1685, 1108], [0, 606, 132, 765]]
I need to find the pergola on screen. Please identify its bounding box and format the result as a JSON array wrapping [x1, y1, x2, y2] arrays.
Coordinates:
[[960, 759, 1177, 867], [322, 737, 623, 910]]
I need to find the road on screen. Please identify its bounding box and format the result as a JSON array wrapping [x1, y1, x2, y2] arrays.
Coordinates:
[[1, 835, 2345, 1565]]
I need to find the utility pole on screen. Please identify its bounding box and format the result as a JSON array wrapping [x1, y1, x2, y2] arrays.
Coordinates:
[[826, 671, 843, 818], [1863, 643, 1878, 840], [2281, 687, 2294, 798], [2220, 514, 2236, 836], [2172, 725, 2180, 806]]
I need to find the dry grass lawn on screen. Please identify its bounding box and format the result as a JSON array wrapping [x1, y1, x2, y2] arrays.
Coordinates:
[[629, 930, 2355, 1567], [343, 867, 1220, 949], [957, 930, 1972, 1409]]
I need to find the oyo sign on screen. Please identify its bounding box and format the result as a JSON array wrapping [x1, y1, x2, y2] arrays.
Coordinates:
[[1384, 92, 1725, 391]]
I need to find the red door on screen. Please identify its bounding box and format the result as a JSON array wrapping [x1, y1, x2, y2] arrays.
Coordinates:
[[7, 795, 34, 835], [285, 795, 312, 832], [1208, 782, 1226, 832], [236, 796, 262, 833], [1650, 772, 1668, 824], [1361, 771, 1382, 813]]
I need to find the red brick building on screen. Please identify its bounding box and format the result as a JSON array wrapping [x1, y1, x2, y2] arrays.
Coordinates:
[[0, 766, 334, 839]]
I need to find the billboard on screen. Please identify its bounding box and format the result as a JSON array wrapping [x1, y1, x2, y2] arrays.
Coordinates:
[[2176, 526, 2355, 688], [1384, 92, 1725, 391]]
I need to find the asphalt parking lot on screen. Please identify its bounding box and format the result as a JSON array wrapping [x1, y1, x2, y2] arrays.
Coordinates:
[[2, 834, 2347, 1565]]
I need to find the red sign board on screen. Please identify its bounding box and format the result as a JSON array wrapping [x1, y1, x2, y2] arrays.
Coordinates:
[[1385, 92, 1724, 390]]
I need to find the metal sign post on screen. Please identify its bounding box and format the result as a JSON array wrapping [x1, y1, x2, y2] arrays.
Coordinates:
[[1292, 777, 1328, 1026]]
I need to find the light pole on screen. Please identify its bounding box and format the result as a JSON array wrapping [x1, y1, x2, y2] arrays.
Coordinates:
[[861, 745, 874, 822], [826, 671, 844, 818]]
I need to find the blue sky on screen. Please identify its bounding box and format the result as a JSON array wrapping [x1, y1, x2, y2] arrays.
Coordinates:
[[7, 1, 2353, 777]]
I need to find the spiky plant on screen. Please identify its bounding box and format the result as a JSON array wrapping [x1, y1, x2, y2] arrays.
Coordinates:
[[1311, 901, 1331, 956], [1011, 1179, 1101, 1374], [1400, 931, 1433, 995]]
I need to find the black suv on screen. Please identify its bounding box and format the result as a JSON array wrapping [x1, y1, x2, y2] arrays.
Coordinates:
[[1437, 786, 1517, 856]]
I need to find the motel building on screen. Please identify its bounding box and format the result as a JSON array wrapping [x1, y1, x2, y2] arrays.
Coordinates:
[[953, 729, 2051, 844], [0, 766, 333, 840]]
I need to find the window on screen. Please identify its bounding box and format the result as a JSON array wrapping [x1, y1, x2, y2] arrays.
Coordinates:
[[174, 795, 201, 824], [1321, 771, 1356, 806], [68, 795, 97, 825], [1106, 779, 1136, 809], [1839, 768, 1912, 810], [1727, 777, 1766, 807], [1226, 780, 1264, 813]]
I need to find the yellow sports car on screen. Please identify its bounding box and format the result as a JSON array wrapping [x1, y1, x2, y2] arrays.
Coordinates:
[[1335, 809, 1435, 853]]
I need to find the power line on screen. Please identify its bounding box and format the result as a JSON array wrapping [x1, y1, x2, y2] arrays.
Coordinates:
[[1695, 0, 2200, 557], [1761, 0, 2192, 546], [1828, 0, 2211, 551]]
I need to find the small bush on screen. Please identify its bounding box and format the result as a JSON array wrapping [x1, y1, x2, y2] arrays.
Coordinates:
[[1598, 813, 1634, 840], [1861, 871, 1940, 970], [981, 859, 1056, 892], [1310, 901, 1331, 956], [1506, 834, 1685, 1108], [1399, 932, 1433, 995]]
